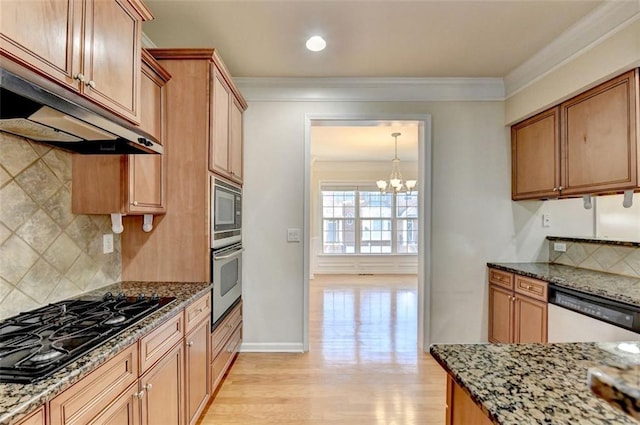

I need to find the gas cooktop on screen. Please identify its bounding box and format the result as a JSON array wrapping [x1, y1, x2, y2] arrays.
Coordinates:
[[0, 292, 176, 384]]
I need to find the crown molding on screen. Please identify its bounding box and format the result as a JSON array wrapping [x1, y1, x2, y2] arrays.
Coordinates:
[[504, 1, 640, 98], [235, 77, 505, 102], [141, 32, 157, 49]]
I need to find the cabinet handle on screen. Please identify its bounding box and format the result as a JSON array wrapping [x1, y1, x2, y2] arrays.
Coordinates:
[[527, 285, 533, 290], [558, 186, 564, 191], [197, 307, 204, 314], [553, 187, 558, 192], [144, 383, 153, 391], [133, 201, 138, 206], [134, 389, 145, 399], [85, 80, 96, 89], [187, 341, 194, 347], [73, 73, 85, 82]]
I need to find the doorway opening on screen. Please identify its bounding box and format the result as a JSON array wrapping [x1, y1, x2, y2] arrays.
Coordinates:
[[303, 116, 432, 353]]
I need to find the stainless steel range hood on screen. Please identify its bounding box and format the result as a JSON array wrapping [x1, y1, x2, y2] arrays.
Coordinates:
[[0, 68, 162, 155]]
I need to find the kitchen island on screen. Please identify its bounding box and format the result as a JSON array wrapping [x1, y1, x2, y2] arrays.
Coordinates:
[[0, 281, 211, 425], [430, 342, 640, 424]]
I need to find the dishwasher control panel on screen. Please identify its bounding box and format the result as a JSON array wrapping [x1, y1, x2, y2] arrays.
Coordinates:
[[554, 293, 635, 329]]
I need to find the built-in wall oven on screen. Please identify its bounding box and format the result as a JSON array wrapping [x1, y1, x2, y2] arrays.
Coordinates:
[[210, 176, 243, 330]]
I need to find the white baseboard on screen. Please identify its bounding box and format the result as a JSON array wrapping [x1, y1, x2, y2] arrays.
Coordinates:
[[240, 342, 305, 353]]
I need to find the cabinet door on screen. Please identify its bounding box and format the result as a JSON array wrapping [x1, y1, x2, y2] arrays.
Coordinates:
[[82, 0, 142, 123], [511, 107, 561, 200], [229, 98, 243, 184], [89, 383, 140, 425], [488, 284, 513, 343], [514, 295, 548, 343], [0, 0, 82, 91], [561, 69, 638, 194], [210, 67, 231, 176], [140, 342, 184, 425], [185, 319, 211, 425], [127, 154, 164, 213]]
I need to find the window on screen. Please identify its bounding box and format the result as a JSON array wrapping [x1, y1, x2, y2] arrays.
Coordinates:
[[321, 186, 418, 254]]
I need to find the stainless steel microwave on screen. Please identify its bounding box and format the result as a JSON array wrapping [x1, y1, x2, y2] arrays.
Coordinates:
[[210, 177, 242, 249]]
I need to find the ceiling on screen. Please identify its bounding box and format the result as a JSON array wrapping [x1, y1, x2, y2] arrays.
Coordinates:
[[142, 0, 608, 161]]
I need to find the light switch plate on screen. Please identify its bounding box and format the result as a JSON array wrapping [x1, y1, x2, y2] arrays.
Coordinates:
[[103, 234, 114, 253], [287, 228, 301, 242], [553, 242, 567, 252], [542, 213, 551, 228]]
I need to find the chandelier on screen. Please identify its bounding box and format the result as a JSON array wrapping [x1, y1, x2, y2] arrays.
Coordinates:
[[376, 132, 416, 193]]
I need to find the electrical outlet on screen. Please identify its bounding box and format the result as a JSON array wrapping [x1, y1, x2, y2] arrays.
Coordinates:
[[553, 242, 567, 252], [542, 213, 551, 228], [103, 234, 114, 254], [287, 228, 301, 242]]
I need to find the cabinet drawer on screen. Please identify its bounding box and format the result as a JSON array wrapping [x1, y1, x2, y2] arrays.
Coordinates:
[[14, 406, 45, 425], [488, 268, 513, 290], [514, 275, 548, 301], [185, 293, 211, 334], [139, 313, 184, 373], [212, 302, 242, 356], [49, 343, 138, 425], [211, 324, 241, 392]]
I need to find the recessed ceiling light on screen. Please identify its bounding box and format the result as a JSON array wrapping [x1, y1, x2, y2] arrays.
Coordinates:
[[306, 36, 326, 52]]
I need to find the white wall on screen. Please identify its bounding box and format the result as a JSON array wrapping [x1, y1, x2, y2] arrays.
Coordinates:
[[310, 160, 419, 275], [596, 193, 640, 241], [241, 99, 595, 349]]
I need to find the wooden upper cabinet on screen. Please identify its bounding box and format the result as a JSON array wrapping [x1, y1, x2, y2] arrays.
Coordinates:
[[511, 107, 560, 200], [0, 0, 81, 89], [0, 0, 153, 124], [511, 68, 639, 200], [561, 69, 638, 195], [208, 62, 246, 185], [210, 67, 231, 177], [72, 49, 169, 216]]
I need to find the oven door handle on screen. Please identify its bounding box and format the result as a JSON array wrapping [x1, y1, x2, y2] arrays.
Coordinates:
[[214, 247, 244, 260]]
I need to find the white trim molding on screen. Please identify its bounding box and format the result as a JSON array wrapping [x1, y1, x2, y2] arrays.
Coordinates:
[[235, 77, 504, 102], [240, 342, 305, 353], [505, 1, 640, 98], [141, 32, 157, 49]]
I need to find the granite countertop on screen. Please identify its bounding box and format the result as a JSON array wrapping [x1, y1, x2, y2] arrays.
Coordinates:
[[0, 281, 212, 425], [488, 262, 640, 307], [431, 342, 640, 424]]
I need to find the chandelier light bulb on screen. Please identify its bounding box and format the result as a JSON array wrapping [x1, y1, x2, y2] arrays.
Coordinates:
[[376, 132, 417, 194], [306, 35, 326, 52]]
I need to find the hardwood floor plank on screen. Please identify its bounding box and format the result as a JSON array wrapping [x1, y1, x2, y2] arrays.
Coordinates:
[[198, 274, 446, 425]]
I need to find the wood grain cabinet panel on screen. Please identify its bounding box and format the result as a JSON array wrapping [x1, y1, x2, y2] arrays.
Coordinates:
[[139, 342, 184, 425], [0, 0, 153, 123], [446, 376, 492, 425], [139, 313, 184, 373], [185, 318, 211, 425], [88, 383, 140, 425], [511, 107, 561, 200], [211, 301, 242, 357], [561, 69, 638, 195], [229, 97, 244, 182], [49, 344, 138, 425], [511, 68, 639, 200], [14, 406, 45, 425], [72, 49, 169, 216], [185, 293, 211, 334], [210, 68, 231, 178], [488, 268, 548, 344]]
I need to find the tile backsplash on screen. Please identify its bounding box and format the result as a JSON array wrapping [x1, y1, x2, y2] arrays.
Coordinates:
[[0, 132, 121, 320], [549, 237, 640, 278]]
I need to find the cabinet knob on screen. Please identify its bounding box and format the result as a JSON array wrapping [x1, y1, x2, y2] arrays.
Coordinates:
[[133, 201, 138, 206], [144, 383, 153, 391], [553, 187, 558, 192], [558, 186, 564, 191], [134, 390, 145, 399], [85, 80, 96, 89], [187, 341, 194, 347], [73, 73, 85, 82], [527, 285, 533, 290], [197, 307, 204, 314]]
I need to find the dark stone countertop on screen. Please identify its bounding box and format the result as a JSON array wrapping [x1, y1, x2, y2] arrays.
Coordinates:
[[547, 236, 640, 248], [487, 262, 640, 307], [431, 342, 640, 424], [0, 281, 212, 425]]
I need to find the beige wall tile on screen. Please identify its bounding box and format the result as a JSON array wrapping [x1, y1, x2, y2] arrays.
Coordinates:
[[15, 159, 60, 204], [0, 235, 39, 284], [43, 187, 74, 228], [42, 148, 71, 183], [43, 233, 81, 273], [591, 246, 623, 270], [0, 165, 10, 187], [0, 223, 10, 245], [0, 181, 38, 231], [16, 209, 61, 254], [0, 289, 39, 318], [17, 259, 61, 303], [0, 133, 38, 176]]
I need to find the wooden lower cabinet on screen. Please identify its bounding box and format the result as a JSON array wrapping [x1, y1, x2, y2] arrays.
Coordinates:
[[139, 342, 184, 425], [211, 301, 242, 394], [14, 406, 45, 425], [90, 383, 140, 425], [446, 376, 492, 425], [185, 318, 211, 425], [488, 268, 548, 344]]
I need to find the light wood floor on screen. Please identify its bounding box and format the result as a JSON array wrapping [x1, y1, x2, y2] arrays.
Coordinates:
[[198, 274, 446, 425]]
